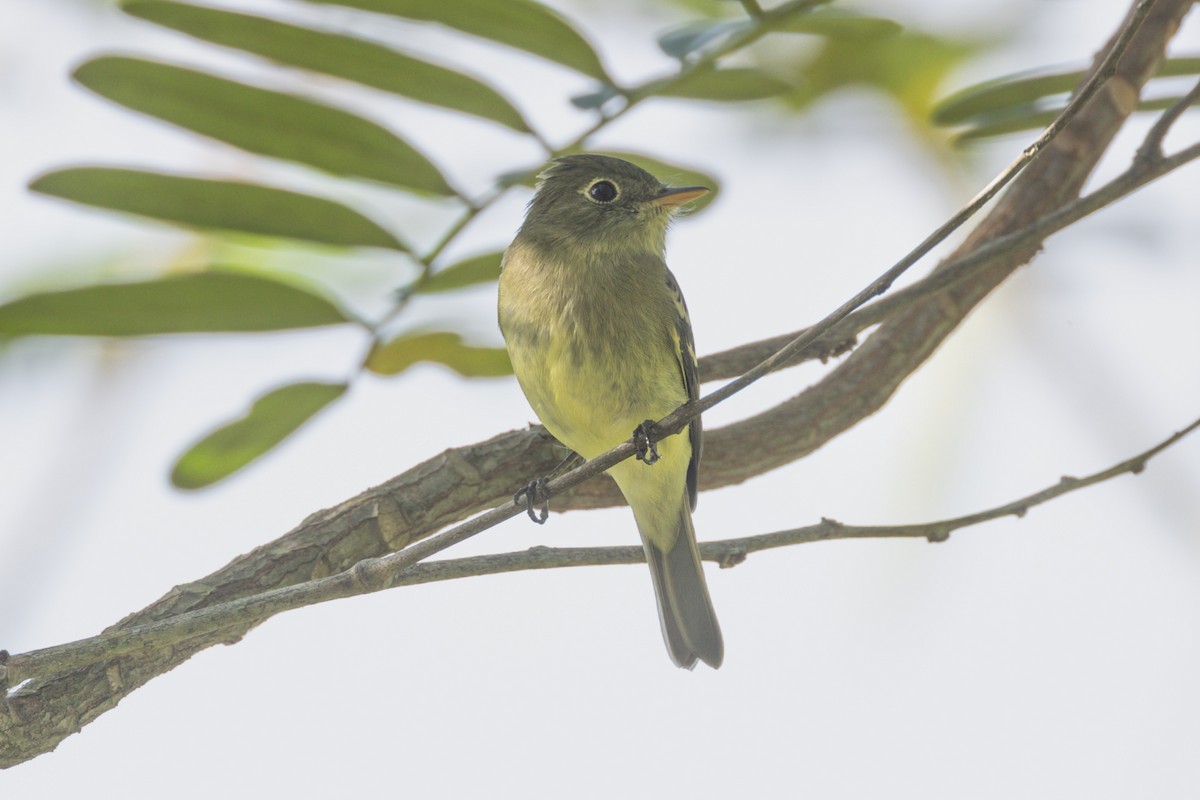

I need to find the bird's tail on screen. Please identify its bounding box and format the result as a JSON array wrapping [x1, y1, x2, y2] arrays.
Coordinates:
[[640, 500, 723, 669]]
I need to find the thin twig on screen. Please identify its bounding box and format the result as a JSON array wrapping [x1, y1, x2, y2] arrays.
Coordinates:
[[1137, 77, 1200, 160], [6, 415, 1195, 684]]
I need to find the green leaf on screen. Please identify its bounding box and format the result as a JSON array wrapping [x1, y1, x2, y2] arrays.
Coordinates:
[[74, 56, 452, 195], [656, 67, 793, 102], [366, 331, 512, 377], [0, 271, 350, 337], [570, 84, 621, 110], [416, 251, 503, 294], [658, 20, 749, 59], [952, 95, 1200, 143], [933, 56, 1200, 126], [172, 381, 347, 489], [780, 31, 980, 122], [31, 167, 406, 250], [305, 0, 609, 81], [769, 9, 902, 40], [121, 2, 532, 133]]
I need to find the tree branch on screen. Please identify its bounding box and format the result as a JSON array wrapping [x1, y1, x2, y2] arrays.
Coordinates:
[[6, 415, 1196, 685]]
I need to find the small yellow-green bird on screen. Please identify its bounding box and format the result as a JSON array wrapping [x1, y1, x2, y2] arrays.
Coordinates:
[[498, 154, 722, 669]]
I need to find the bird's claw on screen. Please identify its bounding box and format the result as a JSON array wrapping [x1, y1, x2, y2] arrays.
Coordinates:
[[514, 477, 551, 524], [634, 420, 661, 465]]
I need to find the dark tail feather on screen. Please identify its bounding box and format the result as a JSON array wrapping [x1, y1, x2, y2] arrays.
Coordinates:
[[642, 503, 723, 669]]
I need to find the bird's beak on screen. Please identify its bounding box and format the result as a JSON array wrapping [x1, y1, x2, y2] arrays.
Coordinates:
[[648, 186, 709, 209]]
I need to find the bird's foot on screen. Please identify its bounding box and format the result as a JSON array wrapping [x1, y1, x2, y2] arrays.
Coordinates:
[[514, 477, 551, 524], [633, 420, 661, 465]]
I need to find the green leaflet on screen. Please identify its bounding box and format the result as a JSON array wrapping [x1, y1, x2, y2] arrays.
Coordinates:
[[656, 67, 794, 101], [75, 56, 453, 195], [415, 252, 504, 294], [366, 331, 512, 377], [0, 271, 350, 337], [31, 167, 406, 250], [304, 0, 609, 81], [121, 2, 532, 133], [172, 382, 349, 489]]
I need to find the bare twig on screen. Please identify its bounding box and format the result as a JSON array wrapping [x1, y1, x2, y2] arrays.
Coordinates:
[[6, 416, 1195, 686], [1137, 77, 1200, 160]]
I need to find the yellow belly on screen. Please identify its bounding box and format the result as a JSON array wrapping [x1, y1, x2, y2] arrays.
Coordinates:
[[498, 238, 694, 548]]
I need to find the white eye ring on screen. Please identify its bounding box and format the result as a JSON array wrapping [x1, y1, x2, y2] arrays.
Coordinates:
[[584, 178, 620, 204]]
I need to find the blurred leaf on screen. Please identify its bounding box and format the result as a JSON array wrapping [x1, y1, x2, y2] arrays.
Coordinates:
[[769, 9, 901, 40], [366, 331, 512, 377], [933, 72, 1078, 126], [782, 31, 981, 125], [570, 84, 622, 110], [656, 66, 793, 101], [952, 95, 1200, 143], [0, 271, 350, 337], [416, 251, 503, 294], [74, 56, 453, 195], [306, 0, 609, 81], [171, 381, 347, 489], [31, 167, 406, 250], [497, 166, 541, 188], [121, 2, 532, 133], [658, 19, 749, 59], [952, 109, 1057, 142], [934, 56, 1200, 126]]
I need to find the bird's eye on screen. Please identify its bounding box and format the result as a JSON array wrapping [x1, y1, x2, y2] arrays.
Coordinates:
[[586, 180, 619, 203]]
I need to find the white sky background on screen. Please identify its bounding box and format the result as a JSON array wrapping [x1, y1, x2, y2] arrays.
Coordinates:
[[3, 0, 1200, 796]]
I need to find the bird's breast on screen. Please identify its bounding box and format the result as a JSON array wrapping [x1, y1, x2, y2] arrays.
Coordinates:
[[498, 239, 686, 459]]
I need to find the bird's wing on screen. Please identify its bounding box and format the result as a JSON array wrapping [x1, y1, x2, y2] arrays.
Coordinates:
[[666, 268, 701, 511]]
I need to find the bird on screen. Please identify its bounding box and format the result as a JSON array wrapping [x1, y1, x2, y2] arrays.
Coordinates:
[[497, 154, 722, 669]]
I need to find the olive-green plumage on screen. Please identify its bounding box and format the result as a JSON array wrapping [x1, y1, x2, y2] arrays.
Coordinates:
[[498, 154, 722, 669]]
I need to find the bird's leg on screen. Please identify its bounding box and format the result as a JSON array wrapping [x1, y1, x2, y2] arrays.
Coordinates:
[[634, 420, 662, 465], [513, 452, 580, 524], [513, 478, 550, 524]]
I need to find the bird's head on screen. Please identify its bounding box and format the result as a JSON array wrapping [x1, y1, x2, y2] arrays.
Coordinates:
[[519, 154, 708, 256]]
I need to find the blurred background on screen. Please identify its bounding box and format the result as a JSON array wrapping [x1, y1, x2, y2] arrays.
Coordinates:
[[3, 0, 1199, 796]]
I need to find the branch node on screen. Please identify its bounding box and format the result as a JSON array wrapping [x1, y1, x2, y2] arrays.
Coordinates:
[[926, 526, 952, 543], [350, 559, 374, 592], [717, 549, 748, 569], [818, 337, 858, 363], [105, 662, 125, 693]]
